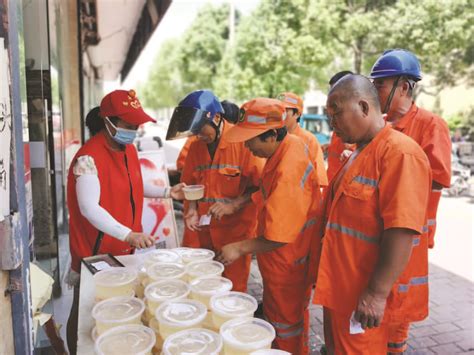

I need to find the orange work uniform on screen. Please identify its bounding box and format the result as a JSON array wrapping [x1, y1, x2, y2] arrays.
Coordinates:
[[293, 124, 328, 187], [326, 133, 355, 181], [313, 125, 431, 354], [253, 134, 319, 354], [181, 121, 265, 291], [390, 103, 451, 248], [386, 104, 451, 352], [176, 136, 200, 248]]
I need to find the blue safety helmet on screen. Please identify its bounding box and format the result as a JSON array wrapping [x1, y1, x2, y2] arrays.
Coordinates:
[[370, 49, 422, 81], [166, 90, 224, 140]]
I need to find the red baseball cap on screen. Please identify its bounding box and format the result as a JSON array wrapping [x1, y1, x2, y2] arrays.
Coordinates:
[[99, 89, 156, 125], [225, 98, 286, 143]]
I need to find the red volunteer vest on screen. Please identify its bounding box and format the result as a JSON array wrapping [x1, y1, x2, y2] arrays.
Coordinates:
[[67, 131, 144, 272]]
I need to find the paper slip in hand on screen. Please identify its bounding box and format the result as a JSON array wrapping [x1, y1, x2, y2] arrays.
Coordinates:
[[349, 311, 365, 334], [199, 214, 212, 226]]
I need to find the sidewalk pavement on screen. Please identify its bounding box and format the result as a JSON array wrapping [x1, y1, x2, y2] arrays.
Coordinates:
[[247, 261, 474, 354]]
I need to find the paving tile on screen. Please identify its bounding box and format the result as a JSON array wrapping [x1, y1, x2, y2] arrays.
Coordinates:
[[430, 343, 463, 354]]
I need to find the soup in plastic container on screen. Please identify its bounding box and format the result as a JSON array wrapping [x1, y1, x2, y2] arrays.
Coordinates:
[[183, 185, 205, 200], [162, 328, 223, 355], [177, 248, 215, 265], [190, 276, 233, 309], [220, 317, 275, 355], [145, 279, 190, 314], [144, 262, 186, 287], [143, 249, 182, 268], [94, 267, 138, 301], [210, 292, 258, 329], [94, 324, 155, 355], [185, 261, 224, 282], [155, 299, 207, 339], [92, 296, 145, 335]]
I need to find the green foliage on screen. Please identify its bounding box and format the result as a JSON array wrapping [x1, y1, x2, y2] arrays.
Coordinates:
[[141, 0, 474, 109]]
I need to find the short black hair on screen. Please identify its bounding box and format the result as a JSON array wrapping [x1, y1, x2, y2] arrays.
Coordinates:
[[257, 126, 287, 142], [329, 70, 354, 86], [221, 100, 240, 124]]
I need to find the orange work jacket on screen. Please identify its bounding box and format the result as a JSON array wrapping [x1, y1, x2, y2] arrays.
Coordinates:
[[253, 134, 320, 285], [389, 103, 451, 248], [176, 136, 197, 172], [314, 125, 431, 323], [326, 133, 355, 182], [180, 121, 265, 248], [293, 125, 328, 187]]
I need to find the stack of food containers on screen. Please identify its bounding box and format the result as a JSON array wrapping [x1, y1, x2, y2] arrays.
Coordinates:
[[92, 247, 276, 354]]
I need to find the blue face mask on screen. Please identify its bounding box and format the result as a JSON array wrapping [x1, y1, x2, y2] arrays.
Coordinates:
[[105, 117, 137, 145]]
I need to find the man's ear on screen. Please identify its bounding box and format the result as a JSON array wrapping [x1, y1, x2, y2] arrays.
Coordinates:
[[400, 81, 410, 97], [359, 100, 370, 116]]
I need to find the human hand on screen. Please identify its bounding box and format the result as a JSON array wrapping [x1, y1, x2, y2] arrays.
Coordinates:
[[354, 288, 387, 329], [215, 242, 243, 266], [170, 183, 186, 200], [184, 208, 201, 232], [208, 201, 236, 220], [340, 149, 353, 161], [125, 232, 155, 249]]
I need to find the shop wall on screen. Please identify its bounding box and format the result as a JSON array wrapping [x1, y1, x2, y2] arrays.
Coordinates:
[[0, 271, 14, 354]]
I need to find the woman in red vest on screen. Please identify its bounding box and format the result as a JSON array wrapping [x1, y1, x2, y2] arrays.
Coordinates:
[[66, 89, 184, 354]]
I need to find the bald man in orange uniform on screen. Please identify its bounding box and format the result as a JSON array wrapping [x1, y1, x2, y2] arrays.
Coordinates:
[[277, 92, 328, 187], [313, 75, 431, 354], [218, 98, 320, 354]]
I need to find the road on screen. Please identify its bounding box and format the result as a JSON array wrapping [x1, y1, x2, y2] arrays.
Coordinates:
[[430, 194, 474, 281]]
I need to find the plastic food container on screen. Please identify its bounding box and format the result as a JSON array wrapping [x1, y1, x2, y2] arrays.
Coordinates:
[[149, 317, 164, 352], [145, 279, 190, 314], [177, 248, 215, 265], [92, 296, 145, 335], [250, 350, 291, 354], [162, 328, 223, 355], [185, 261, 224, 282], [143, 249, 182, 268], [144, 262, 186, 287], [94, 324, 156, 355], [155, 299, 207, 339], [183, 185, 205, 200], [190, 276, 233, 309], [210, 292, 258, 329], [94, 267, 138, 301], [220, 318, 275, 355]]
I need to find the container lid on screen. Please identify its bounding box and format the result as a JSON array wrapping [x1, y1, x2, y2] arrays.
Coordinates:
[[156, 299, 207, 328], [250, 350, 292, 355], [190, 276, 233, 296], [147, 262, 186, 281], [93, 267, 137, 287], [185, 261, 224, 278], [178, 248, 215, 264], [163, 328, 222, 355], [92, 296, 145, 324], [210, 292, 258, 317], [144, 279, 190, 303], [95, 324, 156, 355], [144, 249, 182, 267], [220, 318, 275, 351]]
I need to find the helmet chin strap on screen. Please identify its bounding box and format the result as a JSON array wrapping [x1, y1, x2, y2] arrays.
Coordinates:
[[382, 76, 402, 115], [212, 116, 223, 144]]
